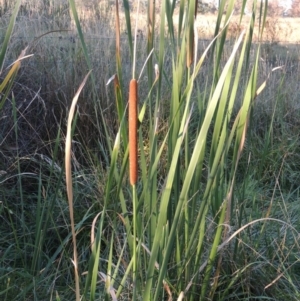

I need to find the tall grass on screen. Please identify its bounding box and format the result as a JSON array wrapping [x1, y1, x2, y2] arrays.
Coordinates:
[[1, 0, 300, 300]]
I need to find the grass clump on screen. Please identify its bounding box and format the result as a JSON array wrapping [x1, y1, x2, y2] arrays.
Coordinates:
[[0, 0, 300, 300]]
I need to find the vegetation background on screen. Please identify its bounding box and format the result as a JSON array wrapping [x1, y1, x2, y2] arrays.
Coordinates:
[[0, 0, 300, 300]]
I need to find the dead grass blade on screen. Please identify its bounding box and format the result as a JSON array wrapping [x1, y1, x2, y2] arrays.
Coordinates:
[[65, 70, 92, 301]]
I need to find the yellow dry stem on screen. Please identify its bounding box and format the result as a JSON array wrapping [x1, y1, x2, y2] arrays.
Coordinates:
[[129, 79, 138, 185]]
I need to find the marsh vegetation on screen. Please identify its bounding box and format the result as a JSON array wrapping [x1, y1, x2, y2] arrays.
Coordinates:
[[0, 0, 300, 300]]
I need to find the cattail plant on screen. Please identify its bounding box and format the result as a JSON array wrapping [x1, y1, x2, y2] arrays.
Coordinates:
[[129, 78, 138, 300]]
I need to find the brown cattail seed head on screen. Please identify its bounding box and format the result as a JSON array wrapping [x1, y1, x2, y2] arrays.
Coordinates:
[[129, 79, 138, 185]]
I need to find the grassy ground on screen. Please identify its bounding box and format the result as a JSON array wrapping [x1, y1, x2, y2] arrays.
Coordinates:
[[0, 0, 300, 300]]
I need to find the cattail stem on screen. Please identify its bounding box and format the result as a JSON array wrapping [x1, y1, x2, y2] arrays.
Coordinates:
[[129, 79, 138, 185]]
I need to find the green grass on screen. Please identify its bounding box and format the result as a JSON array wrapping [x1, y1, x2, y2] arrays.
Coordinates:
[[0, 0, 300, 300]]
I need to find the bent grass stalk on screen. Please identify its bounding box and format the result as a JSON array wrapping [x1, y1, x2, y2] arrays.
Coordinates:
[[0, 49, 31, 110], [65, 71, 92, 301]]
